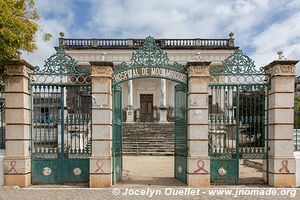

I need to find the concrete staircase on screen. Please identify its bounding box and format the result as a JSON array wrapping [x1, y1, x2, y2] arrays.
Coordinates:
[[122, 122, 174, 156]]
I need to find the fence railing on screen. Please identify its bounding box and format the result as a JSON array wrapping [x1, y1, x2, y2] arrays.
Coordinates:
[[294, 129, 300, 151], [59, 38, 234, 49]]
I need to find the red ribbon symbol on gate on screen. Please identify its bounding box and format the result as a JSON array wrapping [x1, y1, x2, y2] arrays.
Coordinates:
[[279, 160, 289, 173], [94, 160, 104, 173], [193, 160, 208, 173], [7, 160, 17, 173]]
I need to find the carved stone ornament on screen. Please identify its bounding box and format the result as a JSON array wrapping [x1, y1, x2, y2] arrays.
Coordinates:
[[90, 66, 113, 77], [186, 63, 210, 77], [73, 167, 82, 176], [177, 166, 183, 174], [5, 65, 31, 77], [266, 64, 296, 77], [264, 60, 298, 77], [43, 167, 52, 176], [218, 167, 227, 176]]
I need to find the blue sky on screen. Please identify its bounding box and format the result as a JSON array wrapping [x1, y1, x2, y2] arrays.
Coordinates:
[[23, 0, 300, 73]]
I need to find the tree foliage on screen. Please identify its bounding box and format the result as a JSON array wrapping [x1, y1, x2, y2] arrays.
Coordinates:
[[0, 0, 50, 75]]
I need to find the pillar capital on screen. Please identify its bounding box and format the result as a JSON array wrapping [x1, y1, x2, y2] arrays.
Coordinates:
[[186, 61, 211, 77], [4, 59, 34, 78], [89, 61, 114, 78], [264, 60, 298, 77]]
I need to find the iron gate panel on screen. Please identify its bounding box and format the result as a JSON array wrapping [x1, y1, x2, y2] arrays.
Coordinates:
[[112, 84, 123, 183], [30, 49, 92, 184], [209, 49, 269, 184], [174, 84, 187, 183]]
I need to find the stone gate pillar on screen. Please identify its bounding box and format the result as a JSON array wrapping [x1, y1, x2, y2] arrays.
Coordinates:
[[186, 61, 211, 187], [265, 59, 298, 187], [3, 60, 34, 187], [89, 61, 113, 187]]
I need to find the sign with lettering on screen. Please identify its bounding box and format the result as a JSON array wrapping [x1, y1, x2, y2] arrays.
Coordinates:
[[112, 67, 187, 85]]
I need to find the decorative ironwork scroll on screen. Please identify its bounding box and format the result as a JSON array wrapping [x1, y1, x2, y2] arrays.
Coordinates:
[[30, 48, 90, 85], [210, 49, 269, 84], [113, 36, 187, 85]]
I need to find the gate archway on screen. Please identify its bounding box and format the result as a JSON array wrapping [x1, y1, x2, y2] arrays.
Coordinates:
[[111, 36, 188, 184], [29, 49, 92, 184]]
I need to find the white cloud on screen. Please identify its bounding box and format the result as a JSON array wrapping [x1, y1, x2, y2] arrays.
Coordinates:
[[251, 10, 300, 71], [22, 0, 76, 67], [23, 0, 300, 74]]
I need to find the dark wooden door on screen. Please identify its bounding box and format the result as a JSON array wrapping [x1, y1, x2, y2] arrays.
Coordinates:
[[140, 94, 153, 122]]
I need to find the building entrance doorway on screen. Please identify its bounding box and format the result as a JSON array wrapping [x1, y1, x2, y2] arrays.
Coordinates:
[[140, 94, 153, 122]]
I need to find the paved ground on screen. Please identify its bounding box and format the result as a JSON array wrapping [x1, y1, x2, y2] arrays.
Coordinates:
[[0, 187, 299, 200], [0, 156, 298, 200], [117, 156, 264, 187]]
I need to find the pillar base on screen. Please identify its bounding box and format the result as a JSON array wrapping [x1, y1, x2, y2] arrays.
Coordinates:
[[4, 173, 31, 187], [89, 174, 112, 188], [268, 173, 296, 187], [187, 173, 210, 187], [159, 107, 168, 122], [126, 106, 134, 122]]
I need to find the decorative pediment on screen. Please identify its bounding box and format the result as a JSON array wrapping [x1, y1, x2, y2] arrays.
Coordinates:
[[30, 48, 90, 84], [113, 36, 186, 74], [210, 49, 265, 76], [32, 48, 85, 75]]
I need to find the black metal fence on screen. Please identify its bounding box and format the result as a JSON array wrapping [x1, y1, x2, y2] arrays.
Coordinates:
[[294, 129, 300, 151], [294, 103, 300, 151], [0, 83, 5, 149]]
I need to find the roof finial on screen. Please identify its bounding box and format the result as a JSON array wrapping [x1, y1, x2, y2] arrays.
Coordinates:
[[277, 50, 285, 60], [228, 32, 234, 47], [59, 32, 65, 47]]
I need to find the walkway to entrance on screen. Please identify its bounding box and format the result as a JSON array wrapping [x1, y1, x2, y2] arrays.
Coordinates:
[[115, 156, 185, 188], [114, 156, 264, 188]]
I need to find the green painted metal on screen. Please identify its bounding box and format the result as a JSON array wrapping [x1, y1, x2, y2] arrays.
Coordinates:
[[209, 49, 269, 184], [210, 49, 266, 76], [174, 84, 187, 184], [112, 84, 123, 183], [30, 48, 91, 86], [112, 36, 187, 86], [30, 49, 92, 184]]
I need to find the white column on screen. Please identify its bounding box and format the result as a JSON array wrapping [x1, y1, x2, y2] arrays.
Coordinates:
[[128, 80, 133, 106], [126, 80, 134, 122], [159, 79, 168, 122]]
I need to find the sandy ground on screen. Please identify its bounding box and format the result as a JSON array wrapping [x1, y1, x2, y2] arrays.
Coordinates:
[[115, 156, 264, 188]]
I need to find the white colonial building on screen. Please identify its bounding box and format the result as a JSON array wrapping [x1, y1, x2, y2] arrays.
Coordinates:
[[60, 33, 236, 122]]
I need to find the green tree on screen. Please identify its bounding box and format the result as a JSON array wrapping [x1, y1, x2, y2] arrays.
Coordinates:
[[0, 0, 51, 75]]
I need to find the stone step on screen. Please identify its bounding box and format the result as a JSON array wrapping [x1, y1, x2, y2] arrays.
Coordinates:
[[122, 122, 174, 156]]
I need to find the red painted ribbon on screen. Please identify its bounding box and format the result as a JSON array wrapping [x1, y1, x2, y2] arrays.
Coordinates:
[[94, 160, 104, 173], [279, 160, 289, 173], [8, 160, 17, 173], [193, 160, 208, 173]]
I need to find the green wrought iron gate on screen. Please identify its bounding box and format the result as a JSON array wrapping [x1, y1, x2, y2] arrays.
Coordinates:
[[110, 36, 189, 184], [30, 49, 92, 184], [209, 50, 269, 184], [112, 84, 123, 183], [174, 84, 187, 183]]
